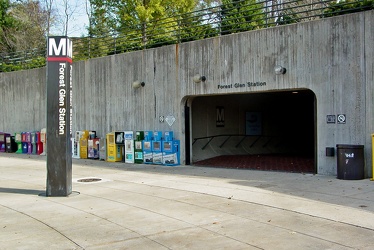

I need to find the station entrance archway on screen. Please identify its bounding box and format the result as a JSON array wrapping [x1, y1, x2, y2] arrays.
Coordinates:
[[185, 89, 316, 173]]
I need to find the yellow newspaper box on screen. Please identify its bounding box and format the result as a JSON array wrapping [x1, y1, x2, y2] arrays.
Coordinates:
[[79, 130, 89, 159], [106, 132, 122, 162]]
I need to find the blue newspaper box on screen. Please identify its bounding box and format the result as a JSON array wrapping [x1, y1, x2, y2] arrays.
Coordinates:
[[162, 140, 180, 166], [152, 140, 163, 165], [144, 131, 153, 141], [143, 140, 153, 164], [164, 131, 174, 141]]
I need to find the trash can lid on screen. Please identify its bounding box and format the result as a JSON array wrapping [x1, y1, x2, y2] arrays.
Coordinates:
[[336, 144, 364, 149]]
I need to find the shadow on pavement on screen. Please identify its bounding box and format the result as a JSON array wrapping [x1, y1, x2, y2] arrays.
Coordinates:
[[0, 187, 43, 195]]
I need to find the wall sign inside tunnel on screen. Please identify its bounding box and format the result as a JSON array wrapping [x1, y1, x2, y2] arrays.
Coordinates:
[[216, 106, 224, 127], [246, 112, 262, 135]]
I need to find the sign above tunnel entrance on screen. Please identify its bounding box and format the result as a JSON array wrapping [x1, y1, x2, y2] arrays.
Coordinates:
[[217, 82, 266, 90]]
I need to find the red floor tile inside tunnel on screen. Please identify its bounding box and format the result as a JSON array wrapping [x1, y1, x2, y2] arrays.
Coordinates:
[[194, 155, 315, 173]]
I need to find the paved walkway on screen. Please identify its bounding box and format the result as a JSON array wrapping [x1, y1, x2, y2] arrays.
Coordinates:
[[1, 153, 374, 249]]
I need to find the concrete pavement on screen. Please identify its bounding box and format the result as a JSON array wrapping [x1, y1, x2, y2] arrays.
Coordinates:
[[1, 153, 374, 249]]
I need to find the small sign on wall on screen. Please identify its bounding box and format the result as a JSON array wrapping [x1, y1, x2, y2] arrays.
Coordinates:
[[337, 114, 346, 124], [326, 115, 336, 124], [246, 112, 262, 135], [327, 114, 346, 124], [216, 106, 224, 127]]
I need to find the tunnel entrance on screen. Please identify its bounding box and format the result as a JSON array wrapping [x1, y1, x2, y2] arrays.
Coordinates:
[[188, 90, 316, 173]]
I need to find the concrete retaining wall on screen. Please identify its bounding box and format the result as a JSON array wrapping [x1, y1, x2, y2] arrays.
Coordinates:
[[1, 10, 373, 176]]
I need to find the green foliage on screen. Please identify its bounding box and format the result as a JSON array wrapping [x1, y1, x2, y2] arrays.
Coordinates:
[[116, 0, 197, 48], [0, 56, 46, 72], [0, 0, 48, 72], [276, 10, 300, 26], [177, 11, 218, 43], [323, 0, 374, 17], [220, 0, 265, 35], [0, 0, 19, 52], [0, 0, 18, 28]]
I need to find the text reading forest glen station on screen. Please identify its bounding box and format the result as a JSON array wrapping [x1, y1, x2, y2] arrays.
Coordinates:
[[217, 82, 266, 89]]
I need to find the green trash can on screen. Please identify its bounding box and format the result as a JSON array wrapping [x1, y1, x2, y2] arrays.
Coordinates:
[[336, 144, 364, 180]]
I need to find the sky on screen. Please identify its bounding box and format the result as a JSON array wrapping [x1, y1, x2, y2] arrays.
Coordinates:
[[49, 0, 90, 37]]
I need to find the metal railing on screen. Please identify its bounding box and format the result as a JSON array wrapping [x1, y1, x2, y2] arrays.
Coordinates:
[[193, 134, 285, 150], [1, 0, 372, 72], [0, 48, 46, 72]]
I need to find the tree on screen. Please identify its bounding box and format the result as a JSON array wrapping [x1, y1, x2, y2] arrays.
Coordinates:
[[86, 0, 200, 51], [177, 2, 220, 43], [323, 0, 374, 17], [88, 0, 119, 36], [10, 1, 48, 50], [43, 0, 53, 35], [114, 0, 198, 48], [220, 0, 265, 35], [83, 0, 117, 57], [0, 0, 19, 52], [0, 0, 50, 72]]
